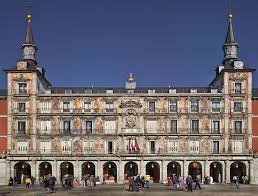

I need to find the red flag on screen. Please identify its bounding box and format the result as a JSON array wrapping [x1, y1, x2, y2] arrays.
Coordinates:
[[134, 138, 140, 152]]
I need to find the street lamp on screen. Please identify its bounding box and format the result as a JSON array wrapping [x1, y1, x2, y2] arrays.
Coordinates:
[[45, 163, 48, 169], [235, 164, 238, 168], [130, 163, 133, 168], [213, 163, 217, 168], [151, 164, 154, 168], [87, 163, 90, 169], [109, 164, 111, 168], [172, 164, 175, 168], [66, 163, 69, 169]]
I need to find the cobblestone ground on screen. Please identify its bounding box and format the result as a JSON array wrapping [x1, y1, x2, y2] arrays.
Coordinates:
[[0, 184, 258, 196]]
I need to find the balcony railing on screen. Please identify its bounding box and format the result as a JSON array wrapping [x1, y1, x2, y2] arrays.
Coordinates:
[[37, 108, 99, 114], [231, 89, 246, 95], [13, 89, 30, 95], [13, 108, 29, 113]]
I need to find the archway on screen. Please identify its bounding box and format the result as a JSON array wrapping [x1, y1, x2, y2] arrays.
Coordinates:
[[82, 162, 95, 176], [39, 162, 52, 177], [124, 161, 138, 180], [103, 162, 117, 183], [146, 162, 160, 183], [14, 161, 31, 184], [188, 162, 202, 180], [230, 161, 246, 183], [210, 162, 222, 183], [60, 162, 74, 181], [167, 161, 181, 177]]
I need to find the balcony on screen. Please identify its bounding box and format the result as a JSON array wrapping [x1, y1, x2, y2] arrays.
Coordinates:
[[103, 108, 117, 113], [14, 89, 30, 96], [13, 108, 29, 113], [231, 89, 246, 95]]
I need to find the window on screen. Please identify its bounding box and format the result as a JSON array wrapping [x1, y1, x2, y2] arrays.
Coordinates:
[[233, 102, 243, 112], [168, 141, 178, 153], [212, 121, 220, 134], [18, 83, 27, 94], [190, 100, 199, 112], [63, 102, 70, 112], [148, 101, 156, 112], [232, 140, 243, 153], [170, 120, 177, 133], [190, 89, 197, 93], [62, 141, 72, 152], [17, 141, 28, 153], [18, 103, 26, 112], [150, 141, 156, 154], [234, 121, 242, 133], [83, 141, 93, 153], [63, 121, 71, 134], [108, 141, 113, 154], [212, 100, 220, 112], [40, 102, 50, 113], [169, 101, 177, 112], [85, 121, 93, 134], [105, 102, 114, 112], [40, 121, 51, 134], [17, 121, 26, 133], [85, 89, 92, 94], [234, 83, 242, 94], [65, 89, 72, 94], [146, 120, 157, 132], [40, 141, 51, 153], [83, 102, 92, 112], [169, 89, 176, 94], [189, 141, 199, 153], [148, 89, 155, 94], [191, 120, 199, 133], [104, 120, 116, 134], [212, 141, 219, 153]]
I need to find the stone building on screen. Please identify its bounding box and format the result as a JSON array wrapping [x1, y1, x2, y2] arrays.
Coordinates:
[[4, 13, 256, 184]]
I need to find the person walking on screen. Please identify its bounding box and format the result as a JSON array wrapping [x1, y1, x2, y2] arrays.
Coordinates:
[[186, 175, 193, 192], [194, 175, 201, 190], [25, 176, 31, 188], [49, 174, 57, 193], [235, 176, 240, 189], [128, 177, 134, 192]]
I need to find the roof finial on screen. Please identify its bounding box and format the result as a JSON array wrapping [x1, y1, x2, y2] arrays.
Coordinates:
[[128, 73, 135, 82], [228, 13, 233, 21]]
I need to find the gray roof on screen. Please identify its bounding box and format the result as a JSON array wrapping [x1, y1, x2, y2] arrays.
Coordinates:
[[0, 89, 7, 96], [224, 17, 238, 45], [50, 86, 213, 94], [23, 21, 35, 46]]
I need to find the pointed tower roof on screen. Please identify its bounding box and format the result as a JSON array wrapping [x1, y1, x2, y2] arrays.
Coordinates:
[[224, 14, 238, 46], [22, 14, 36, 48]]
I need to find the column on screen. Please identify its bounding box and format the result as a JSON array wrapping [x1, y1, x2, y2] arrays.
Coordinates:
[[78, 161, 82, 181], [140, 160, 145, 177], [204, 160, 209, 178], [97, 161, 103, 183], [225, 160, 231, 183], [183, 160, 188, 180], [6, 160, 11, 184], [55, 161, 60, 184], [118, 160, 124, 184], [74, 160, 79, 178], [162, 160, 167, 182], [221, 161, 225, 183], [31, 161, 36, 179], [249, 160, 255, 184], [35, 162, 39, 181]]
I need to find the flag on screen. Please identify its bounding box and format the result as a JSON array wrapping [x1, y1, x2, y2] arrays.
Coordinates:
[[134, 137, 140, 152]]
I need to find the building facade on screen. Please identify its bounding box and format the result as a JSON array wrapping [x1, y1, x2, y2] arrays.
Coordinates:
[[4, 14, 256, 184], [0, 90, 7, 185]]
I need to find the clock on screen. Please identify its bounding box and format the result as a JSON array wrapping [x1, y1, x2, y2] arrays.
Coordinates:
[[234, 61, 244, 69]]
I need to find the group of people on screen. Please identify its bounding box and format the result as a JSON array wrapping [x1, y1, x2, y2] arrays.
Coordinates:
[[81, 174, 97, 187], [128, 175, 149, 192], [39, 174, 57, 192], [8, 175, 36, 188]]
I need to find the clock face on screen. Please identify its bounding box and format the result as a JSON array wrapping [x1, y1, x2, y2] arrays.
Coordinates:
[[234, 61, 244, 69], [24, 47, 35, 56]]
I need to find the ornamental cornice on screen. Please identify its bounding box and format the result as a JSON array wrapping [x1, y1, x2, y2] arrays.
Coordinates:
[[13, 74, 30, 82], [120, 100, 142, 108], [101, 97, 117, 102]]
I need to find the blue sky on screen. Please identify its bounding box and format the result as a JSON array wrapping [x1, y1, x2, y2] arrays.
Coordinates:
[[0, 0, 258, 88]]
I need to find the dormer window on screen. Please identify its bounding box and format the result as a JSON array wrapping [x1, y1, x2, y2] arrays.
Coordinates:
[[211, 89, 218, 93], [65, 89, 72, 94], [190, 89, 197, 93], [18, 83, 27, 94], [169, 89, 176, 94], [148, 89, 155, 94], [85, 89, 92, 94], [106, 90, 113, 94]]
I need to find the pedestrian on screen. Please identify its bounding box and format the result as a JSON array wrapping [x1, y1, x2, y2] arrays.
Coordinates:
[[25, 176, 31, 188], [244, 176, 248, 184], [235, 176, 240, 189], [8, 177, 13, 186], [141, 176, 145, 188], [194, 175, 201, 190], [89, 175, 93, 187], [128, 177, 134, 192], [49, 174, 57, 193], [186, 175, 193, 192]]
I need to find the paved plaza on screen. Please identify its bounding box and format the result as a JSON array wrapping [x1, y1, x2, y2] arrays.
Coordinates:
[[0, 184, 258, 196]]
